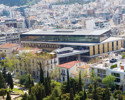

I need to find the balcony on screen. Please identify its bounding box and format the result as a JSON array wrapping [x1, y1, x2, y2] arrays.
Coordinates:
[[61, 72, 66, 76]]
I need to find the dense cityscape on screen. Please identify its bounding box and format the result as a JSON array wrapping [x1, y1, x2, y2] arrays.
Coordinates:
[[0, 0, 125, 100]]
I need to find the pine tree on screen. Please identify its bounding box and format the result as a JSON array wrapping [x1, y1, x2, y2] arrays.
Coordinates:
[[2, 67, 7, 82], [0, 72, 5, 89], [22, 93, 28, 100], [8, 73, 13, 89], [78, 71, 82, 92], [83, 88, 87, 100], [70, 88, 74, 100], [47, 71, 51, 94], [30, 93, 36, 100], [31, 80, 34, 87], [67, 69, 70, 93], [40, 63, 44, 85], [6, 92, 11, 100], [29, 85, 32, 95], [45, 78, 49, 96]]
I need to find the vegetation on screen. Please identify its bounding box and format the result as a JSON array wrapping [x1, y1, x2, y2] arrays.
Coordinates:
[[0, 88, 7, 99], [0, 72, 6, 89], [110, 64, 117, 69], [122, 55, 125, 59], [102, 75, 115, 89], [12, 88, 24, 95], [0, 0, 40, 6], [6, 92, 11, 100], [0, 52, 124, 100], [19, 74, 34, 88]]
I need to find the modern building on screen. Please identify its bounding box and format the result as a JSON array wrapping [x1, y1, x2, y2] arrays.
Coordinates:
[[20, 29, 124, 62]]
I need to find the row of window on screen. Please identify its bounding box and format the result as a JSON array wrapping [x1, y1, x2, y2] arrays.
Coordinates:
[[23, 43, 60, 48]]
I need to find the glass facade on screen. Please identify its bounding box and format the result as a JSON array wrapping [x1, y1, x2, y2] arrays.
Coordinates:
[[21, 35, 102, 43]]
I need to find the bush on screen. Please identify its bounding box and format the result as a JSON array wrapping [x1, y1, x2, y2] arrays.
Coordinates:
[[122, 55, 125, 59], [19, 75, 27, 85], [19, 74, 34, 88], [110, 64, 117, 69]]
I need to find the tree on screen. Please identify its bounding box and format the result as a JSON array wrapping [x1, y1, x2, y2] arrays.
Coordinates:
[[8, 73, 14, 89], [19, 74, 34, 88], [66, 69, 70, 93], [31, 83, 45, 100], [27, 93, 36, 100], [6, 92, 11, 100], [0, 72, 5, 89], [70, 88, 74, 100], [113, 90, 123, 100], [83, 88, 87, 100], [102, 75, 115, 89], [22, 93, 28, 100], [0, 88, 7, 99], [40, 63, 44, 85], [50, 67, 60, 81], [1, 52, 6, 58], [103, 88, 111, 100], [2, 67, 7, 82], [78, 71, 82, 92], [88, 71, 102, 100]]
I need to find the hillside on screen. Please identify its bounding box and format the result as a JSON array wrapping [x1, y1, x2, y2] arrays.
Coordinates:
[[0, 0, 40, 6]]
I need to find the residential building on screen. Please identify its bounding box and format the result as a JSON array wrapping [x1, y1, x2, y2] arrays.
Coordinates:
[[0, 33, 6, 45], [0, 43, 20, 57], [90, 53, 125, 91], [57, 61, 90, 85], [6, 32, 20, 43]]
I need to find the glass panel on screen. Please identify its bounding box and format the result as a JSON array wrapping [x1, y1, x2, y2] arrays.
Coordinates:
[[21, 35, 100, 43]]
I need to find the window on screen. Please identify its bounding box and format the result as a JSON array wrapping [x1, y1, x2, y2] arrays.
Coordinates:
[[103, 44, 105, 53], [98, 45, 100, 54], [112, 42, 114, 50], [62, 70, 65, 74], [116, 41, 118, 50], [63, 77, 65, 81], [112, 73, 120, 77], [93, 46, 95, 55]]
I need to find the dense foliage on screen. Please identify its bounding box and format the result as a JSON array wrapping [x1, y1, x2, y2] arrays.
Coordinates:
[[0, 0, 40, 6], [21, 69, 124, 100]]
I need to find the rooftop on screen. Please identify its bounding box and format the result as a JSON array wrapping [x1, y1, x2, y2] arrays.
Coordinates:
[[0, 43, 20, 49], [57, 61, 80, 69], [22, 29, 111, 36]]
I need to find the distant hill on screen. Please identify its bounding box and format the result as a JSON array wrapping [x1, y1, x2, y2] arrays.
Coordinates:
[[56, 0, 96, 5], [0, 0, 40, 6]]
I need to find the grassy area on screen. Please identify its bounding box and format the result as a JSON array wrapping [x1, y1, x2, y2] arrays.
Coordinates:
[[14, 83, 25, 88], [13, 88, 24, 95], [16, 97, 22, 100], [7, 88, 24, 95]]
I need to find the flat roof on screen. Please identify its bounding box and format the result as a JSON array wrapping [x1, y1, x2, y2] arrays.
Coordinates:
[[21, 37, 124, 46], [57, 50, 89, 58], [21, 29, 111, 36]]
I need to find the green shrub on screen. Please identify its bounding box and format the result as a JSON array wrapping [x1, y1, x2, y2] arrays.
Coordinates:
[[110, 64, 117, 69], [19, 74, 34, 88], [122, 55, 125, 59]]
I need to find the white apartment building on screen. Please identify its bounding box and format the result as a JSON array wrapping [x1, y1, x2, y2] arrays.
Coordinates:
[[90, 53, 125, 91]]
